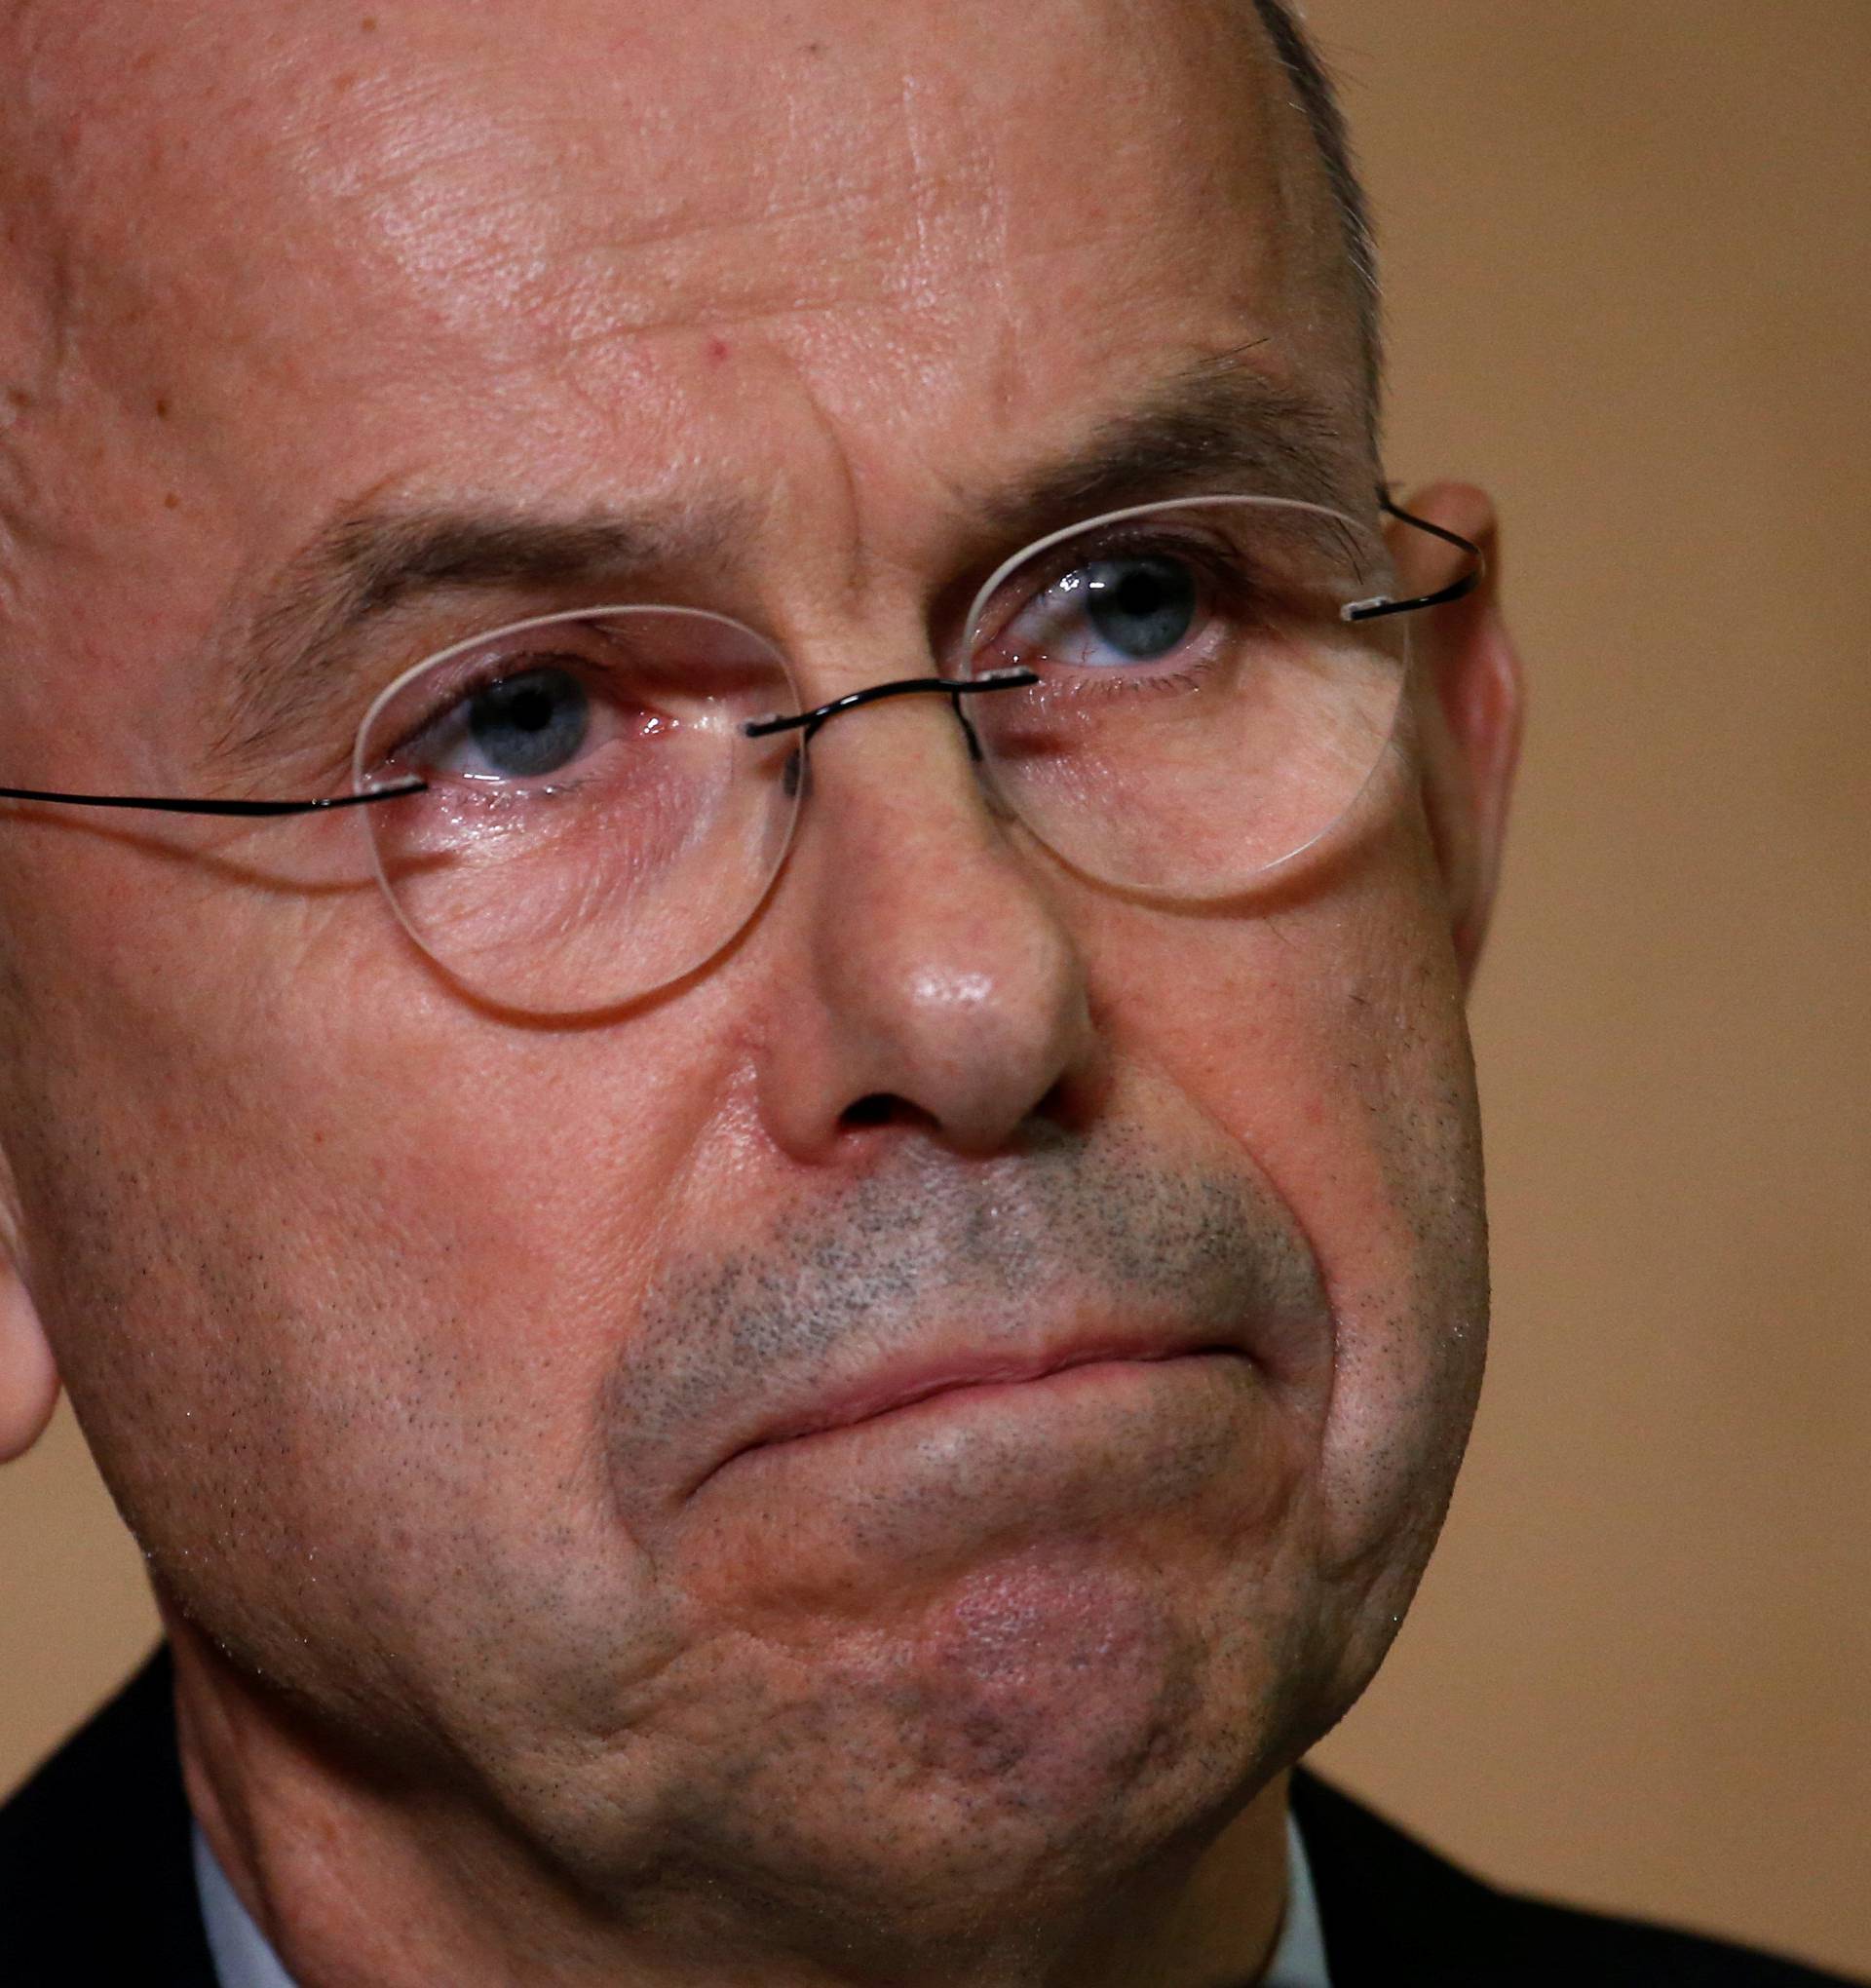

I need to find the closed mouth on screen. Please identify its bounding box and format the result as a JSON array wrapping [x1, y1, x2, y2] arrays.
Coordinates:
[[713, 1339, 1252, 1479]]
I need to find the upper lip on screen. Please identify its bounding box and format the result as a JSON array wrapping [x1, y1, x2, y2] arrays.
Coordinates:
[[700, 1327, 1250, 1490]]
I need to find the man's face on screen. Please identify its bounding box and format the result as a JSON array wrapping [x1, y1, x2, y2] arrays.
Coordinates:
[[0, 0, 1495, 1965]]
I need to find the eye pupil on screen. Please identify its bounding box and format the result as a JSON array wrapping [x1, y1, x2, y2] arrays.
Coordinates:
[[468, 667, 591, 778], [508, 687, 553, 732], [1084, 555, 1198, 660]]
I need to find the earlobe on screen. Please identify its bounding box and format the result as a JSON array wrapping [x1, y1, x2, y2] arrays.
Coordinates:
[[0, 1218, 58, 1464], [1393, 482, 1525, 985]]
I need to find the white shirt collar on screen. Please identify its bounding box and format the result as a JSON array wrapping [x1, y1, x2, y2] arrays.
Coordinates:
[[1267, 1806, 1332, 1986], [193, 1825, 297, 1988]]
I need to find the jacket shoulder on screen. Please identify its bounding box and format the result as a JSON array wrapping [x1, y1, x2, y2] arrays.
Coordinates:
[[1290, 1767, 1865, 1988], [0, 1648, 220, 1986]]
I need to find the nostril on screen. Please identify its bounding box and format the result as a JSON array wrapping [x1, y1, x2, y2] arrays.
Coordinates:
[[841, 1092, 936, 1131], [1032, 1076, 1074, 1126]]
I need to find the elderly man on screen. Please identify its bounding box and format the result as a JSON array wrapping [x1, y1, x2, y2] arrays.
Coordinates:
[[0, 2, 1853, 1983]]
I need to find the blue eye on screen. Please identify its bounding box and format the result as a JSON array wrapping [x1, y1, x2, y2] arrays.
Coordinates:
[[1078, 554, 1199, 662], [465, 667, 591, 778], [993, 549, 1208, 676]]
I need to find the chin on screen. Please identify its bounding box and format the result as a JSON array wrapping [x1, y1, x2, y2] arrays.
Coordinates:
[[562, 1537, 1323, 1964]]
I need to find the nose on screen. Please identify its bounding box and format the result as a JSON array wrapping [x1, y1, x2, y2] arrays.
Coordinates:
[[755, 690, 1099, 1161]]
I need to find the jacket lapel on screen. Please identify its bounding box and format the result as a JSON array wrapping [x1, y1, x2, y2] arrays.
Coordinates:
[[0, 1647, 220, 1987]]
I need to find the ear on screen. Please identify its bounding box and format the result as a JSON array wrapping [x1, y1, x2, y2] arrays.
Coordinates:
[[1392, 480, 1525, 986], [0, 1178, 58, 1463]]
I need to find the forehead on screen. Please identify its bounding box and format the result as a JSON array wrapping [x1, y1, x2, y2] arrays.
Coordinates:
[[1, 0, 1362, 703]]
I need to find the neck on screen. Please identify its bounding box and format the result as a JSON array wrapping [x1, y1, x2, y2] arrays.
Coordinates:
[[167, 1621, 1291, 1988]]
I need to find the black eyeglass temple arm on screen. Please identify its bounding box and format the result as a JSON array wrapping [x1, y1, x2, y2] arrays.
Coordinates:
[[1341, 489, 1486, 623], [0, 778, 428, 819]]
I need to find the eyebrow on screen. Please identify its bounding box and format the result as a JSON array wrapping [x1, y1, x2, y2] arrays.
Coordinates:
[[978, 352, 1359, 542], [217, 500, 745, 767], [214, 353, 1359, 769]]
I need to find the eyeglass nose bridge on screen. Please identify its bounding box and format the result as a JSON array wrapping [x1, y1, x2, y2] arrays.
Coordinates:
[[743, 667, 1039, 761]]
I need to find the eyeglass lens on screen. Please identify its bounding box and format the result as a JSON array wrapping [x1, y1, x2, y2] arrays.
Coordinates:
[[355, 609, 804, 1013], [352, 497, 1406, 1013], [958, 496, 1405, 900]]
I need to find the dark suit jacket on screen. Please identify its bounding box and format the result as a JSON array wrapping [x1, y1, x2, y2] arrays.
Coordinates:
[[2, 1651, 1861, 1985]]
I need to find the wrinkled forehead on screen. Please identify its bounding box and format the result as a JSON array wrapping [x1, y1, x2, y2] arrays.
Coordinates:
[[0, 0, 1361, 660], [8, 1, 1350, 377]]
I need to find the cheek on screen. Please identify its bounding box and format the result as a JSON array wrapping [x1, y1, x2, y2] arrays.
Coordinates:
[[1089, 825, 1490, 1586], [0, 875, 761, 1716]]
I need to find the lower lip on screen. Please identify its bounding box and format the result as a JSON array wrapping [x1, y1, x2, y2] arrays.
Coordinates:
[[719, 1350, 1255, 1477]]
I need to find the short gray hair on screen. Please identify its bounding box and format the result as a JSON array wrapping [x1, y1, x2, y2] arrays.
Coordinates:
[[1250, 0, 1381, 411]]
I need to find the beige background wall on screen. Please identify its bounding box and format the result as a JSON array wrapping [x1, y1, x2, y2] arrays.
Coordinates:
[[2, 1, 1866, 1977], [1301, 3, 1868, 1976]]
